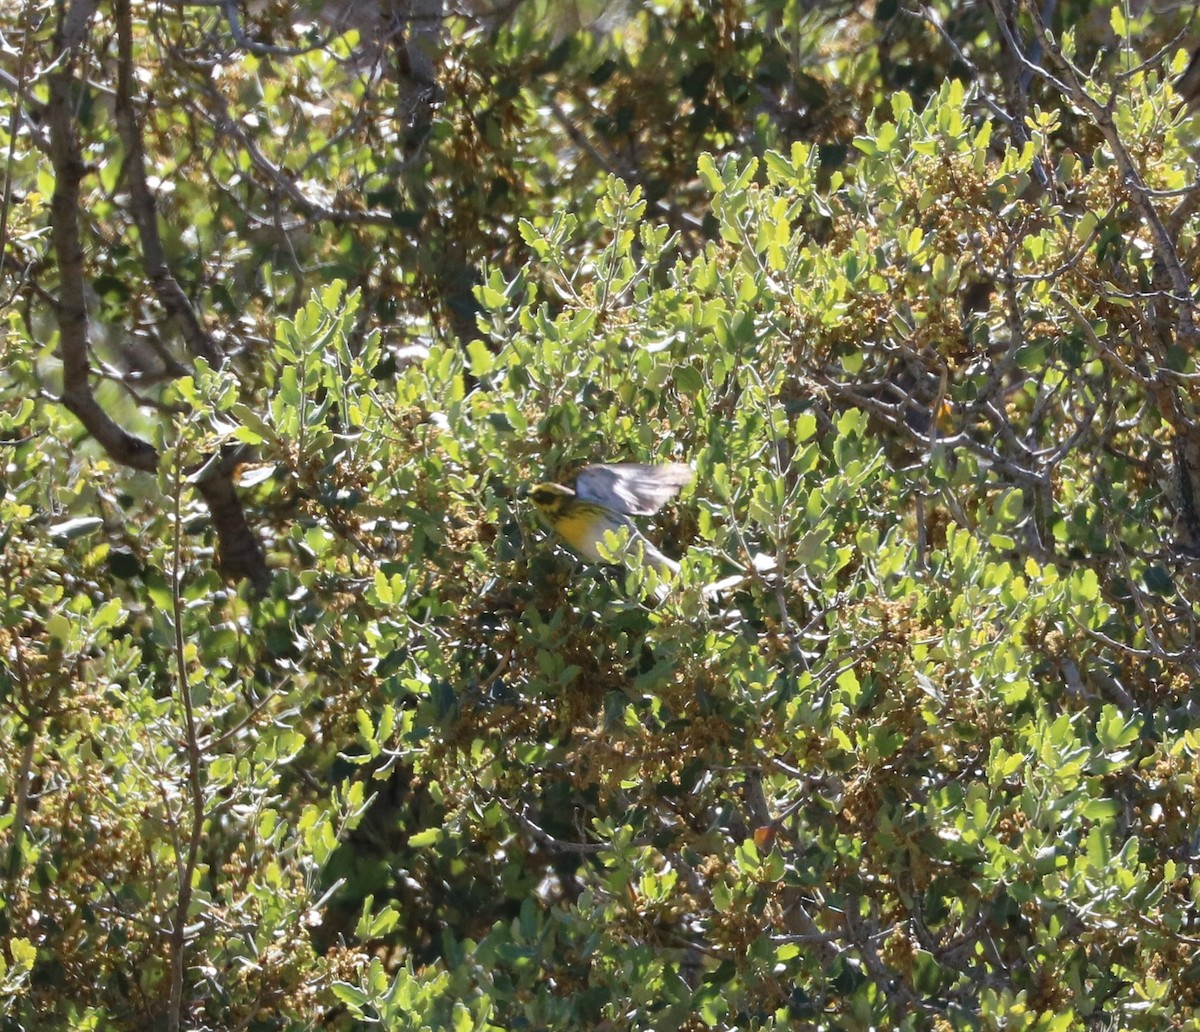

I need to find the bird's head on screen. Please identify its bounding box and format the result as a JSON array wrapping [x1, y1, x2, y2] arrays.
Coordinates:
[[528, 481, 575, 516]]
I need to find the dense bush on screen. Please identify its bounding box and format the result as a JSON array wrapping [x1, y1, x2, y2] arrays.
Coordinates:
[[4, 1, 1200, 1029]]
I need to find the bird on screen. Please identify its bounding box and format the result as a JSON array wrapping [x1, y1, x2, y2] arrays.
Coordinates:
[[527, 462, 693, 576]]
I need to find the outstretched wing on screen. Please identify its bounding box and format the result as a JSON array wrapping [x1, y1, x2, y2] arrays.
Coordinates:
[[574, 463, 693, 515]]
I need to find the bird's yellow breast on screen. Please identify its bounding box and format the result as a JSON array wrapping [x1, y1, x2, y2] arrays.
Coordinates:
[[548, 505, 629, 563]]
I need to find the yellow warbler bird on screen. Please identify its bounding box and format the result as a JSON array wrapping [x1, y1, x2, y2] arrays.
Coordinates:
[[527, 462, 693, 575]]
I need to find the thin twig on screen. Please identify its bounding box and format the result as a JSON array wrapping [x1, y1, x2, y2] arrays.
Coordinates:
[[167, 441, 207, 1032]]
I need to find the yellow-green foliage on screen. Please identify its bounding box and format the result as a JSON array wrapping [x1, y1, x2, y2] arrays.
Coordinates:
[[5, 2, 1200, 1030]]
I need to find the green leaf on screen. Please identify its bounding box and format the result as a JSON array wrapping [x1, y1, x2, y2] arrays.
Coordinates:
[[408, 828, 444, 848], [1074, 568, 1100, 602], [330, 982, 371, 1008], [674, 365, 703, 397], [8, 937, 35, 973], [698, 152, 722, 193], [466, 339, 496, 376], [1095, 704, 1139, 753]]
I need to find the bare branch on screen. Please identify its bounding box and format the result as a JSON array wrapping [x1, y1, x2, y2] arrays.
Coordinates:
[[47, 3, 270, 591], [166, 450, 206, 1032], [204, 87, 398, 229], [219, 0, 335, 58], [904, 4, 1013, 127], [48, 49, 159, 471], [115, 0, 221, 366], [1004, 0, 1198, 342], [193, 446, 271, 592]]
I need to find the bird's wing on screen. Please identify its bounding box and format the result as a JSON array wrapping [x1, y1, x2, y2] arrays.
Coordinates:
[[574, 463, 693, 515]]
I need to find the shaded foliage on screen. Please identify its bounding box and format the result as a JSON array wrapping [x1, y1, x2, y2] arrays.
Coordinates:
[[4, 1, 1200, 1029]]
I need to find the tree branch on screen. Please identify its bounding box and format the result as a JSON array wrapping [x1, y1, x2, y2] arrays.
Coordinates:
[[114, 0, 221, 366], [1010, 0, 1197, 342], [48, 2, 270, 590], [193, 446, 271, 592], [48, 24, 159, 471]]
